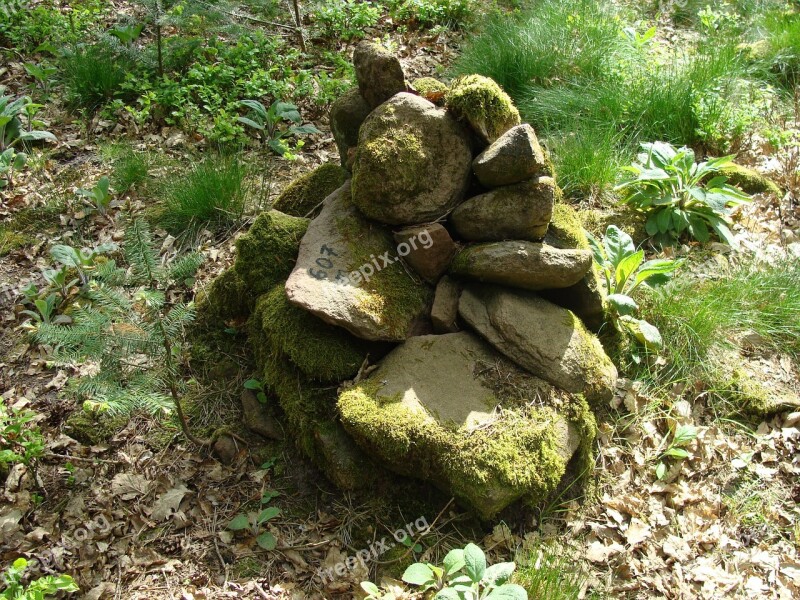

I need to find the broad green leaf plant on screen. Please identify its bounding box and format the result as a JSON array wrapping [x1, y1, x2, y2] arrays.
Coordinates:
[[588, 225, 680, 351], [362, 543, 527, 600], [615, 141, 750, 246], [238, 99, 321, 158], [1, 558, 78, 600], [228, 489, 281, 550]]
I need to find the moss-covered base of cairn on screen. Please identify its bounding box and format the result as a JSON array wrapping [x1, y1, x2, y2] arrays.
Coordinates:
[[195, 268, 251, 326], [248, 285, 380, 490], [233, 209, 309, 298], [445, 75, 521, 144], [272, 163, 348, 218], [337, 368, 597, 519]]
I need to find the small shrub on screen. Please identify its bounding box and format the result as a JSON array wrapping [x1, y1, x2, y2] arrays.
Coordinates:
[[311, 0, 381, 42], [615, 141, 751, 246], [588, 225, 680, 351], [0, 405, 45, 470], [363, 543, 527, 599], [158, 157, 249, 236], [389, 0, 475, 30]]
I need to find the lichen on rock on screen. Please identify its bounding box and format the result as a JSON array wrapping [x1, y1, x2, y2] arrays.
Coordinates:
[[446, 75, 521, 144]]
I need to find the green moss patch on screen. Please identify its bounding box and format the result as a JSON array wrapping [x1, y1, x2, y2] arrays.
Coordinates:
[[446, 74, 521, 142], [719, 163, 781, 196], [546, 203, 590, 250], [252, 284, 372, 382], [65, 410, 129, 445], [234, 210, 309, 298], [338, 375, 596, 517], [196, 268, 252, 325], [272, 163, 347, 218]]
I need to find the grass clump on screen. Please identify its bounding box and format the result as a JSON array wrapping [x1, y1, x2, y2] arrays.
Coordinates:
[[104, 143, 157, 195], [450, 0, 761, 199], [61, 39, 137, 113], [157, 157, 249, 237], [633, 258, 800, 414], [514, 541, 596, 599]]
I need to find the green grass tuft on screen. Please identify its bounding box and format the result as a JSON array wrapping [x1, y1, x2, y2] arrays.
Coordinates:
[[157, 157, 249, 237], [60, 39, 137, 113], [514, 541, 597, 599]]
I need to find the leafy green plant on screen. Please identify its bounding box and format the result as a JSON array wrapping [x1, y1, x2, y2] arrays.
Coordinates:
[[243, 379, 268, 404], [0, 147, 26, 189], [312, 0, 380, 42], [655, 423, 698, 480], [50, 242, 117, 285], [0, 91, 57, 152], [0, 406, 45, 469], [363, 543, 527, 599], [23, 62, 58, 94], [389, 0, 474, 30], [237, 99, 321, 158], [109, 22, 144, 45], [228, 492, 281, 550], [615, 141, 751, 246], [158, 157, 248, 237], [588, 225, 680, 351], [76, 176, 114, 215], [19, 293, 60, 331], [0, 558, 78, 599], [35, 220, 208, 446]]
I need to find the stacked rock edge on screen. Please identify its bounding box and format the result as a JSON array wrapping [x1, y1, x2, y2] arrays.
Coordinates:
[[197, 41, 617, 518]]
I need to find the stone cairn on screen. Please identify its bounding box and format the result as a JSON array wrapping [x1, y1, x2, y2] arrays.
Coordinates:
[[199, 42, 618, 518]]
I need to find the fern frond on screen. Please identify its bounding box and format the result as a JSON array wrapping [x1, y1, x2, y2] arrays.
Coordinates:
[[93, 260, 127, 286]]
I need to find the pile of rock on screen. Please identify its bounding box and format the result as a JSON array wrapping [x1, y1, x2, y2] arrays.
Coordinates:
[[199, 42, 619, 518]]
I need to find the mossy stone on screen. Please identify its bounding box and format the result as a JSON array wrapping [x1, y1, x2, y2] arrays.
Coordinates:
[[195, 268, 251, 325], [446, 75, 521, 144], [329, 88, 373, 169], [718, 163, 781, 196], [272, 163, 348, 218], [542, 204, 607, 332], [337, 333, 595, 517], [65, 410, 129, 445], [233, 210, 309, 299], [412, 77, 448, 104], [351, 93, 472, 225], [252, 284, 373, 382]]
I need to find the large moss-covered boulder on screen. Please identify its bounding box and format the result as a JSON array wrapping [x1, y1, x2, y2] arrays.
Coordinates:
[[541, 204, 607, 332], [458, 285, 618, 404], [352, 93, 472, 225], [353, 41, 407, 108], [234, 210, 309, 299], [450, 176, 556, 242], [252, 285, 375, 382], [285, 182, 433, 341], [338, 332, 595, 517], [272, 163, 348, 218], [446, 75, 521, 144], [329, 88, 373, 169]]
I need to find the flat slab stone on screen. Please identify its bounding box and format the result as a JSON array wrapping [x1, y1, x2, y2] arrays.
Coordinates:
[[338, 332, 588, 517], [450, 177, 555, 242], [285, 182, 433, 342], [458, 285, 618, 404], [472, 124, 548, 188], [450, 241, 592, 291], [352, 93, 472, 225]]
